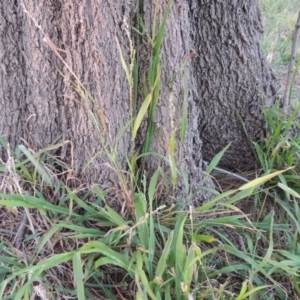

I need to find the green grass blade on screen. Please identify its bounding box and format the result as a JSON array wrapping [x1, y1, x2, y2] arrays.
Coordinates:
[[196, 189, 236, 212], [236, 285, 271, 300], [66, 187, 100, 216], [0, 135, 8, 148], [205, 143, 231, 174], [0, 194, 70, 215], [73, 252, 85, 300], [173, 213, 187, 297], [182, 243, 196, 293], [18, 144, 52, 185], [275, 198, 300, 234], [293, 275, 300, 298], [148, 169, 160, 204], [136, 251, 156, 300], [155, 231, 174, 281], [104, 205, 128, 226], [192, 234, 217, 243], [0, 251, 75, 299], [259, 210, 274, 268], [253, 142, 268, 171], [223, 244, 281, 287], [115, 36, 130, 84], [153, 0, 172, 57], [148, 170, 160, 277], [134, 192, 149, 249], [239, 168, 293, 190], [35, 224, 61, 256], [83, 241, 133, 274], [92, 185, 106, 201], [14, 269, 44, 300], [132, 92, 152, 141], [164, 284, 171, 300], [278, 182, 300, 198], [169, 131, 177, 184], [39, 251, 75, 270]]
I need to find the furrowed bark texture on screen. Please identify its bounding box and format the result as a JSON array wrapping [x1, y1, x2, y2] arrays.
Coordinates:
[[0, 1, 279, 203], [189, 0, 279, 169], [0, 1, 134, 189]]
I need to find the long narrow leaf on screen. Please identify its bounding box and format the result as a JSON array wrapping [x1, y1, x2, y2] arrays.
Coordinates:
[[73, 252, 85, 300], [134, 192, 149, 251], [239, 168, 293, 190], [132, 92, 152, 140], [18, 144, 52, 185], [278, 182, 300, 198], [173, 214, 187, 297], [84, 241, 133, 274], [153, 0, 173, 56], [136, 252, 156, 300], [155, 231, 174, 281], [205, 143, 231, 175]]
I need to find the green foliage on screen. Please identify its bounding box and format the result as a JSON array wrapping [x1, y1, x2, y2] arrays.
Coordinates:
[[259, 0, 300, 66], [1, 139, 299, 299], [253, 102, 300, 191]]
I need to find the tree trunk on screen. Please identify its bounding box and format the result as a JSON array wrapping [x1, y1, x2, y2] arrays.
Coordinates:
[[189, 0, 279, 169], [0, 1, 278, 202], [0, 1, 134, 191]]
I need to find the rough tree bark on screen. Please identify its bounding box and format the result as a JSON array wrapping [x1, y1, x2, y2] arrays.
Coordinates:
[[0, 1, 134, 191], [189, 0, 279, 169], [0, 1, 278, 202]]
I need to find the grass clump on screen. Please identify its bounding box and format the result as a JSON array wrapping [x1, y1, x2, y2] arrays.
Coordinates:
[[1, 139, 300, 299], [252, 103, 300, 192]]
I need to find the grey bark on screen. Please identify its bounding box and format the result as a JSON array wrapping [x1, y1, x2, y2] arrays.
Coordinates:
[[0, 1, 278, 203], [0, 0, 133, 191], [189, 0, 279, 169]]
